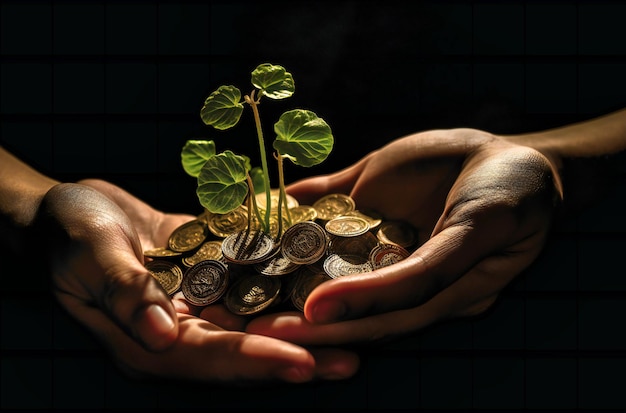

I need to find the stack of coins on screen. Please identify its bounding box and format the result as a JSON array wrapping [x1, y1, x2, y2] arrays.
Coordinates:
[[144, 192, 417, 316]]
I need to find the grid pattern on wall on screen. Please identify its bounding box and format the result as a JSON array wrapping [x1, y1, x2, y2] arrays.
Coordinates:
[[1, 1, 625, 410]]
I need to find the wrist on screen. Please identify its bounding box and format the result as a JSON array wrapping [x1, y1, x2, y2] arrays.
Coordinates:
[[0, 148, 59, 254]]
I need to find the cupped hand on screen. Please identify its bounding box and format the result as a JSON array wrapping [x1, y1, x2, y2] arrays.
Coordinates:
[[247, 128, 562, 345], [35, 180, 358, 382]]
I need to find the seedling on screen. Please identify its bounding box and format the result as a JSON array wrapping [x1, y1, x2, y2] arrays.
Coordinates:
[[181, 63, 334, 239]]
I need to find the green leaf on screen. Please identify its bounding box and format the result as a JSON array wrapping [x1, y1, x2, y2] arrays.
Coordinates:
[[181, 140, 216, 177], [250, 166, 265, 194], [273, 109, 334, 167], [200, 85, 244, 130], [251, 63, 295, 100], [196, 150, 249, 214]]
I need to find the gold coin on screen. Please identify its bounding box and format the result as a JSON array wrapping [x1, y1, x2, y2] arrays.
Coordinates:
[[168, 219, 208, 253], [325, 215, 370, 237], [280, 221, 328, 265], [181, 260, 229, 306], [182, 240, 223, 267], [323, 253, 373, 279], [376, 220, 418, 249], [224, 274, 281, 315], [145, 261, 183, 295], [343, 209, 383, 231], [255, 189, 299, 211], [287, 205, 318, 224], [221, 230, 275, 264], [312, 193, 356, 221], [369, 243, 410, 269], [143, 247, 182, 259], [206, 205, 249, 238]]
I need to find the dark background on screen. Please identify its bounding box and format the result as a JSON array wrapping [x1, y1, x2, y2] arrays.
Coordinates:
[[1, 0, 625, 411]]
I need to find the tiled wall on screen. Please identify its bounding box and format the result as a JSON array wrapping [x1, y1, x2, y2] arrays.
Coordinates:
[[1, 1, 625, 410]]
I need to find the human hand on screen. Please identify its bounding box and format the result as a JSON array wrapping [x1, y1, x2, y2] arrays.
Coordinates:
[[35, 180, 358, 382], [247, 128, 562, 345]]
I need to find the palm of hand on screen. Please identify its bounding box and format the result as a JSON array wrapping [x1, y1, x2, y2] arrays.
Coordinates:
[[246, 129, 561, 345]]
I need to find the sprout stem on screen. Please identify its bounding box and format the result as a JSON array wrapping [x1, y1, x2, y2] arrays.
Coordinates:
[[246, 90, 271, 231]]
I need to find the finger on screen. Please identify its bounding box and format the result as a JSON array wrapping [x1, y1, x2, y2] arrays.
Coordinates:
[[43, 184, 179, 352], [97, 264, 180, 352], [247, 259, 507, 346], [304, 209, 522, 324], [199, 303, 249, 331], [286, 153, 374, 204], [60, 298, 357, 383]]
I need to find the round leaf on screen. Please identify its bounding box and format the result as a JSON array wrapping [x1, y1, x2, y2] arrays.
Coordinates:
[[251, 63, 295, 100], [196, 150, 249, 214], [200, 85, 244, 130], [181, 140, 216, 177], [273, 109, 334, 167]]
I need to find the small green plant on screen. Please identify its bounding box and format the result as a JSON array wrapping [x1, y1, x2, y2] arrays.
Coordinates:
[[181, 63, 334, 239]]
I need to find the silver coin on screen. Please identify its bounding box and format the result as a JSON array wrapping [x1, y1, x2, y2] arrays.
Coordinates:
[[280, 221, 328, 265], [181, 260, 229, 306], [323, 253, 373, 279], [221, 230, 275, 264]]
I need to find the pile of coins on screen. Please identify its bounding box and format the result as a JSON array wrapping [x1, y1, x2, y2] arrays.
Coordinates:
[[144, 192, 418, 316]]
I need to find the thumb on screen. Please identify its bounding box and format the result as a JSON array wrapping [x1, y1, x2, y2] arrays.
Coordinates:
[[41, 183, 179, 352]]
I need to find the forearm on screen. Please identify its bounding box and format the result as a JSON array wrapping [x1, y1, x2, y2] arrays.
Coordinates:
[[501, 109, 626, 214], [0, 147, 59, 253]]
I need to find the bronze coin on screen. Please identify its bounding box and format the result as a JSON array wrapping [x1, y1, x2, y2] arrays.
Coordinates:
[[280, 221, 328, 265], [224, 274, 281, 315], [290, 269, 331, 312], [327, 232, 379, 258], [369, 243, 410, 269], [376, 220, 418, 250], [181, 260, 229, 306]]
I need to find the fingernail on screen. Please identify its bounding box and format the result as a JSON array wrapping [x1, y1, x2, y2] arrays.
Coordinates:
[[312, 300, 347, 323], [137, 304, 176, 350]]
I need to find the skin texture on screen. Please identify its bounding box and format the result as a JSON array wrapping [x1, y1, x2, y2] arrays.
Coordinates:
[[246, 109, 625, 346], [246, 129, 561, 344], [0, 149, 359, 383], [2, 108, 623, 381]]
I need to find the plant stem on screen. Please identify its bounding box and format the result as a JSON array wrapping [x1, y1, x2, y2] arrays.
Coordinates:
[[276, 153, 292, 238], [245, 90, 271, 232], [246, 174, 266, 232]]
